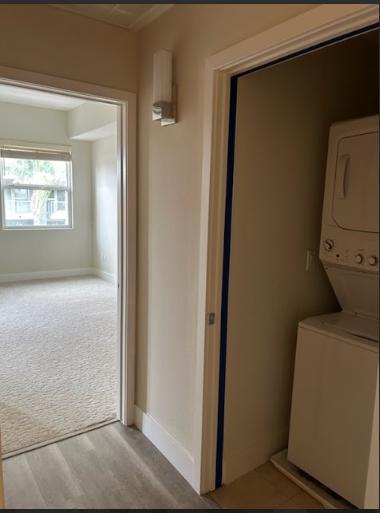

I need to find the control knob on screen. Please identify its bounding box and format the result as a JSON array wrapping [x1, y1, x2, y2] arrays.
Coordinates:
[[354, 254, 364, 264], [368, 256, 378, 266], [323, 239, 334, 251]]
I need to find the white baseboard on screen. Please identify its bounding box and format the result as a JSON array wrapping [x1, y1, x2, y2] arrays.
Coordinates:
[[0, 267, 94, 284], [92, 268, 117, 284], [134, 405, 196, 490]]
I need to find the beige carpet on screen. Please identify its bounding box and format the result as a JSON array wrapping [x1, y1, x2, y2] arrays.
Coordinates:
[[0, 276, 119, 456]]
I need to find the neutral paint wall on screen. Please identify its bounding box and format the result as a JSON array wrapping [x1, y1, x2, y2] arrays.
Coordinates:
[[0, 102, 92, 275], [0, 102, 67, 145], [223, 32, 379, 484], [91, 136, 118, 281], [0, 5, 137, 92], [68, 102, 117, 140], [136, 4, 316, 456]]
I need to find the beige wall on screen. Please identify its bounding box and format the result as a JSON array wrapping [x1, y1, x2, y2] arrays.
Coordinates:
[[91, 135, 118, 281], [68, 103, 117, 140], [0, 5, 137, 92], [136, 4, 316, 455], [223, 31, 379, 484]]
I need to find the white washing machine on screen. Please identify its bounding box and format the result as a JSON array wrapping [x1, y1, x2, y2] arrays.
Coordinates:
[[288, 115, 379, 509]]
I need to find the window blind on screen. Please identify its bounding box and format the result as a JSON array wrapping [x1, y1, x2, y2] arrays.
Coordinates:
[[0, 146, 71, 162]]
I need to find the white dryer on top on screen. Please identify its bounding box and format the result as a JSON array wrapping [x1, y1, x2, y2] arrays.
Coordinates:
[[319, 114, 378, 321]]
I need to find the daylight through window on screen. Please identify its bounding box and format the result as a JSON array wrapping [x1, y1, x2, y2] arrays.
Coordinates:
[[0, 145, 72, 229]]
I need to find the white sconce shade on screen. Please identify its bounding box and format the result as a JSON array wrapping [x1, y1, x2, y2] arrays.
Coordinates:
[[153, 50, 172, 103], [152, 49, 176, 126]]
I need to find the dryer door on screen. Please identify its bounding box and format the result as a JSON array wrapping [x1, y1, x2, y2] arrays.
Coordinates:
[[333, 131, 378, 233]]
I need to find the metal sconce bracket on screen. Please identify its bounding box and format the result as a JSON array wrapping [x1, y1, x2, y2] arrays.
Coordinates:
[[152, 85, 177, 126]]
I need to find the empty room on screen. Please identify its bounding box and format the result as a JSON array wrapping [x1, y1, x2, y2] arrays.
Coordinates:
[[0, 84, 120, 457]]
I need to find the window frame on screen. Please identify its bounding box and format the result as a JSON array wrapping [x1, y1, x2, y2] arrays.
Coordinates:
[[0, 140, 74, 231]]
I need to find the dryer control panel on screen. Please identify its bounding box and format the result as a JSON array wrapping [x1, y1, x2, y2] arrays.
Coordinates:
[[320, 226, 378, 272]]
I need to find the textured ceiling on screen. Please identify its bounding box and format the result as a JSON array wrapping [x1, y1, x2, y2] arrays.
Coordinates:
[[51, 4, 173, 30]]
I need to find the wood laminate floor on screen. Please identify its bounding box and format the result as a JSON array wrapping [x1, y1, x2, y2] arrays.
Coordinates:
[[2, 422, 215, 509], [208, 462, 324, 509], [3, 420, 324, 510]]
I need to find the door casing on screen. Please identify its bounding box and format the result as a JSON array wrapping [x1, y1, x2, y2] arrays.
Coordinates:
[[193, 3, 379, 494], [0, 64, 137, 426]]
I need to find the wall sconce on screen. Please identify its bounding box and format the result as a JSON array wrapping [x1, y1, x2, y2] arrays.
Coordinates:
[[152, 49, 176, 126]]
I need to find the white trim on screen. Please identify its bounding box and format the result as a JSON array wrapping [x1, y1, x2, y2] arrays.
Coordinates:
[[93, 268, 117, 284], [134, 405, 196, 488], [50, 4, 173, 33], [120, 95, 137, 426], [0, 267, 93, 284], [0, 64, 135, 106], [194, 4, 379, 494], [2, 419, 118, 460], [0, 65, 137, 428], [0, 266, 117, 285]]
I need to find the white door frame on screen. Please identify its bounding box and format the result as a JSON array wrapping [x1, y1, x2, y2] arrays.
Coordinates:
[[193, 4, 379, 494], [0, 64, 137, 426]]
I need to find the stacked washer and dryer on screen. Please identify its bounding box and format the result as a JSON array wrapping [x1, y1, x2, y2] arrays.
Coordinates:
[[287, 115, 379, 509]]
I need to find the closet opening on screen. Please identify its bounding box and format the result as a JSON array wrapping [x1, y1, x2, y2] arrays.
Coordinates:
[[212, 26, 378, 509]]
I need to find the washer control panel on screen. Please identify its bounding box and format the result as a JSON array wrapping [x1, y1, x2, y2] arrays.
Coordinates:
[[320, 229, 378, 272]]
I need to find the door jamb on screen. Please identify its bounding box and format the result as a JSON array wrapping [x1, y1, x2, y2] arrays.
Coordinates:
[[193, 3, 379, 494], [0, 65, 137, 426]]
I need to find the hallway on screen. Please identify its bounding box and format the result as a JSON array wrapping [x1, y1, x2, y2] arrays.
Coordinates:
[[3, 422, 215, 509]]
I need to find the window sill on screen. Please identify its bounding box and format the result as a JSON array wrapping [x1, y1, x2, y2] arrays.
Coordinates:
[[2, 226, 73, 232]]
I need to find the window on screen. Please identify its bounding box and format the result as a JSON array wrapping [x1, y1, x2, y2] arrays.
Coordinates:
[[0, 144, 73, 229]]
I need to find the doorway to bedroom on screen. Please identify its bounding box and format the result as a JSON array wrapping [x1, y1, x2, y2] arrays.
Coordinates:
[[0, 83, 122, 457]]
